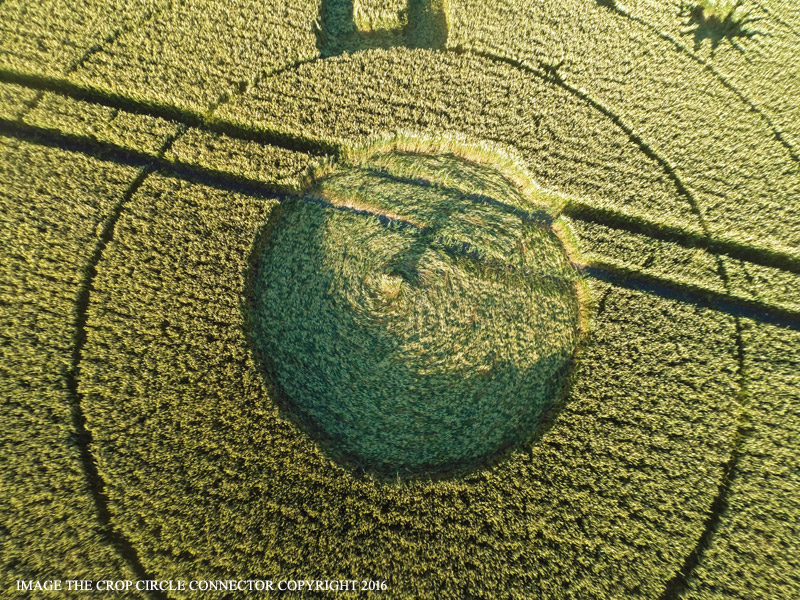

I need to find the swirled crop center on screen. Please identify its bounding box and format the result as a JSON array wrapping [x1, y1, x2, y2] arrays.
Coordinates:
[[250, 147, 581, 475]]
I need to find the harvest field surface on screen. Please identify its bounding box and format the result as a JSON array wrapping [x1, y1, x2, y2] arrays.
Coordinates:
[[1, 0, 798, 598]]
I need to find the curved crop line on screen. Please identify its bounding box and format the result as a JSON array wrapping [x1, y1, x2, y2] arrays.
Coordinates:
[[3, 116, 772, 596], [598, 0, 800, 164], [5, 3, 177, 590], [3, 68, 799, 273], [3, 57, 798, 262], [4, 10, 767, 592], [447, 47, 713, 234], [63, 45, 315, 592], [0, 38, 767, 590], [751, 0, 800, 39], [66, 173, 159, 597], [240, 55, 323, 97], [657, 222, 750, 600], [655, 213, 748, 599], [444, 46, 750, 596], [205, 43, 324, 117], [657, 319, 749, 599], [66, 125, 186, 600], [363, 165, 555, 226], [16, 0, 173, 122]]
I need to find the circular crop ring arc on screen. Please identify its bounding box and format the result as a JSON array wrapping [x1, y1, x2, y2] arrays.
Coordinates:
[[72, 47, 746, 599]]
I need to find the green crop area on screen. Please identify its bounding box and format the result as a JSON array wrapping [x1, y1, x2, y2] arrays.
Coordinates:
[[0, 0, 797, 598], [251, 150, 582, 475]]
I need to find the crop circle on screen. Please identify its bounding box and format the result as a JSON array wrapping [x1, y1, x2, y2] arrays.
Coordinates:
[[249, 147, 581, 475]]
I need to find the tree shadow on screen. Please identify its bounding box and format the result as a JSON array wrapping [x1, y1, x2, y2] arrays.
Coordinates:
[[678, 2, 766, 53], [316, 0, 448, 57]]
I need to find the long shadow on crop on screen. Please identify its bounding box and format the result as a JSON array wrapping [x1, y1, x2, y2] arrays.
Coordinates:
[[2, 120, 797, 329], [679, 4, 765, 52], [595, 0, 763, 52], [316, 0, 447, 56], [246, 196, 578, 480]]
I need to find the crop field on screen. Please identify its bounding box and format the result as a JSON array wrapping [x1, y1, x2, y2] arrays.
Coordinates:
[[0, 0, 797, 598]]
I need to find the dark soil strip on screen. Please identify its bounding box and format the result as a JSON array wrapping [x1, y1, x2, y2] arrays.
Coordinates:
[[0, 67, 338, 156], [583, 266, 800, 330], [65, 126, 186, 600], [2, 118, 799, 331], [564, 202, 800, 274]]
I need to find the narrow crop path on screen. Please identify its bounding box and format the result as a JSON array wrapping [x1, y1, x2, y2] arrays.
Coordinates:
[[594, 0, 800, 165], [447, 43, 754, 600], [3, 62, 798, 272], [57, 29, 329, 587], [752, 0, 800, 39], [5, 34, 784, 591], [15, 0, 172, 124], [1, 114, 797, 331], [64, 125, 187, 600]]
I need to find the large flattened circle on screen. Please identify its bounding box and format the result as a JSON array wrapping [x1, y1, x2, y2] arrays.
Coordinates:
[[250, 151, 580, 475], [79, 50, 742, 599]]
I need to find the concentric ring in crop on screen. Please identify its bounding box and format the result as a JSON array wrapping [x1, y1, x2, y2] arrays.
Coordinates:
[[4, 0, 798, 597], [76, 132, 740, 599], [249, 146, 581, 476]]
